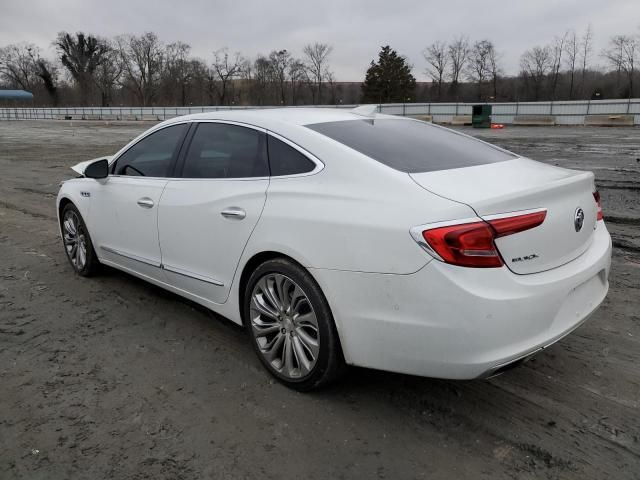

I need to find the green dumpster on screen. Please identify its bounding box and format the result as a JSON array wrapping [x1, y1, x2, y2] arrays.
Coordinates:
[[472, 104, 492, 128]]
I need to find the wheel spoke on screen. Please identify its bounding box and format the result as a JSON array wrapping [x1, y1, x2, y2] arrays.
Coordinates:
[[261, 278, 283, 312], [290, 286, 307, 315], [283, 335, 295, 375], [252, 294, 279, 320], [294, 312, 318, 330], [262, 332, 285, 364], [274, 275, 289, 311], [255, 324, 281, 336], [292, 335, 311, 373], [64, 218, 76, 235], [77, 242, 86, 268], [295, 326, 319, 354]]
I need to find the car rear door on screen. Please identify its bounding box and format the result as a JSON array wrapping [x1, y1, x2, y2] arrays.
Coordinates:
[[157, 121, 269, 304], [90, 123, 189, 280]]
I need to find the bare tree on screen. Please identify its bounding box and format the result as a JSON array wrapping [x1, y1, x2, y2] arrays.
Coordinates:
[[602, 35, 625, 91], [117, 32, 165, 106], [288, 59, 306, 105], [302, 43, 333, 104], [55, 32, 109, 105], [423, 41, 448, 100], [550, 32, 568, 99], [466, 40, 493, 99], [564, 30, 579, 99], [187, 59, 209, 105], [251, 54, 273, 105], [603, 35, 638, 98], [94, 44, 122, 106], [0, 43, 59, 104], [209, 48, 245, 105], [520, 46, 552, 100], [269, 49, 291, 105], [0, 43, 38, 90], [579, 24, 594, 96], [27, 47, 59, 105], [487, 44, 502, 99], [447, 36, 470, 96], [165, 41, 192, 105], [326, 70, 338, 104]]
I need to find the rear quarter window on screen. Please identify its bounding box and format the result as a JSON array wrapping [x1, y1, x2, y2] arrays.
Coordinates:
[[305, 119, 516, 173], [267, 135, 316, 176]]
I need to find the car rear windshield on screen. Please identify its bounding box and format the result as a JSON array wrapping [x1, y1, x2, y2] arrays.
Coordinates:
[[305, 119, 516, 173]]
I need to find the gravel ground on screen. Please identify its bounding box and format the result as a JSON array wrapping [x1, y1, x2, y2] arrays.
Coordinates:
[[0, 121, 639, 480]]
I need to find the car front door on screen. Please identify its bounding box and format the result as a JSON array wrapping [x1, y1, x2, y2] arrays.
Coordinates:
[[89, 123, 189, 280], [157, 121, 269, 304]]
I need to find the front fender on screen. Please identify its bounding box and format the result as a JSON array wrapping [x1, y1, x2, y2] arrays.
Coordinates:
[[56, 179, 94, 236]]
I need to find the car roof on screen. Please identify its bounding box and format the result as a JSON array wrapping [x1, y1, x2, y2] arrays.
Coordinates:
[[163, 107, 401, 130]]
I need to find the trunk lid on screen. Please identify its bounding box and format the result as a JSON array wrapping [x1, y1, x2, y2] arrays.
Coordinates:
[[410, 157, 598, 274]]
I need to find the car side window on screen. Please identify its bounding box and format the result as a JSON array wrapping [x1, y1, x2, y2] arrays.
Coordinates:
[[267, 135, 317, 176], [112, 123, 188, 177], [181, 123, 269, 178]]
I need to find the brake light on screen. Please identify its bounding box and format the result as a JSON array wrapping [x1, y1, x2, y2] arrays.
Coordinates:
[[488, 211, 547, 237], [419, 211, 547, 268], [593, 191, 603, 221], [422, 222, 503, 267]]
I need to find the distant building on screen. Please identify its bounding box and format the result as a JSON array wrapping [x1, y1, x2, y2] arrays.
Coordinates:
[[0, 89, 34, 107]]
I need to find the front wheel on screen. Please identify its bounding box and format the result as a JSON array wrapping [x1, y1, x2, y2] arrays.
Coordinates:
[[244, 258, 344, 391], [61, 203, 100, 276]]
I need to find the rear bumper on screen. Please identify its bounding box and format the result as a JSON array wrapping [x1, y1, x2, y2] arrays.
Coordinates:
[[310, 221, 612, 379]]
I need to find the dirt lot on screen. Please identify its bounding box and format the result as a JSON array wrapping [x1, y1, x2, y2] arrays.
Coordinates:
[[0, 121, 639, 480]]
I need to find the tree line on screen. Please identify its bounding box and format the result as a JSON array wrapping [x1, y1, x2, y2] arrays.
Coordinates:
[[0, 26, 638, 107], [422, 26, 639, 102]]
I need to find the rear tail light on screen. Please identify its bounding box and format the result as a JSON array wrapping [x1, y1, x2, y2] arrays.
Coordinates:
[[593, 191, 603, 221], [417, 210, 547, 268]]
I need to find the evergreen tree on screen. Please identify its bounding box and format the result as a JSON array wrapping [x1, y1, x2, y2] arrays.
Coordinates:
[[361, 46, 416, 103]]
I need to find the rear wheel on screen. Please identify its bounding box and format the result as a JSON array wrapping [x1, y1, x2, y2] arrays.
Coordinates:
[[244, 258, 344, 391], [61, 203, 99, 276]]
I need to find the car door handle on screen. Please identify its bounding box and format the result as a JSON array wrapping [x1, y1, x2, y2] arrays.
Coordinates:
[[221, 207, 246, 220], [137, 197, 154, 209]]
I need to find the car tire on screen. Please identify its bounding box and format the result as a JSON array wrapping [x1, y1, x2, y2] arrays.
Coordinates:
[[60, 203, 100, 276], [244, 258, 345, 391]]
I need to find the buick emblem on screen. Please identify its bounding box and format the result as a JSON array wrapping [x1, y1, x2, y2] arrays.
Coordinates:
[[574, 207, 585, 232]]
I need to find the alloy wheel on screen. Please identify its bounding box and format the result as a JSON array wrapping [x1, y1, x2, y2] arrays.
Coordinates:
[[62, 210, 87, 271], [249, 273, 320, 379]]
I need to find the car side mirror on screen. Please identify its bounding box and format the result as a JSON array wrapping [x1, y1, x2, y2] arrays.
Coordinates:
[[84, 159, 109, 179]]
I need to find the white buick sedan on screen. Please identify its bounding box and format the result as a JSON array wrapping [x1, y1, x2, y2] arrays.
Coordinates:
[[57, 107, 612, 390]]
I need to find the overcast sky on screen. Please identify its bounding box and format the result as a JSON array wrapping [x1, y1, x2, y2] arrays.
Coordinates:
[[1, 0, 638, 81]]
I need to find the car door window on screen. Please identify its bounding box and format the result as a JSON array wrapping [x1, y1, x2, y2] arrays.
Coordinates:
[[267, 135, 317, 176], [112, 123, 188, 177], [181, 123, 268, 178]]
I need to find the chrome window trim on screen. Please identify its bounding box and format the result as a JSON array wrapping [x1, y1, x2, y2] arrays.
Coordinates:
[[167, 176, 270, 182], [174, 119, 269, 181], [189, 119, 267, 133], [266, 130, 325, 178], [108, 120, 192, 178], [107, 119, 325, 181], [104, 175, 171, 181]]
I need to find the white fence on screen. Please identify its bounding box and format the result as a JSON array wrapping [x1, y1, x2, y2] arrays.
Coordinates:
[[1, 99, 639, 125], [379, 99, 640, 125]]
